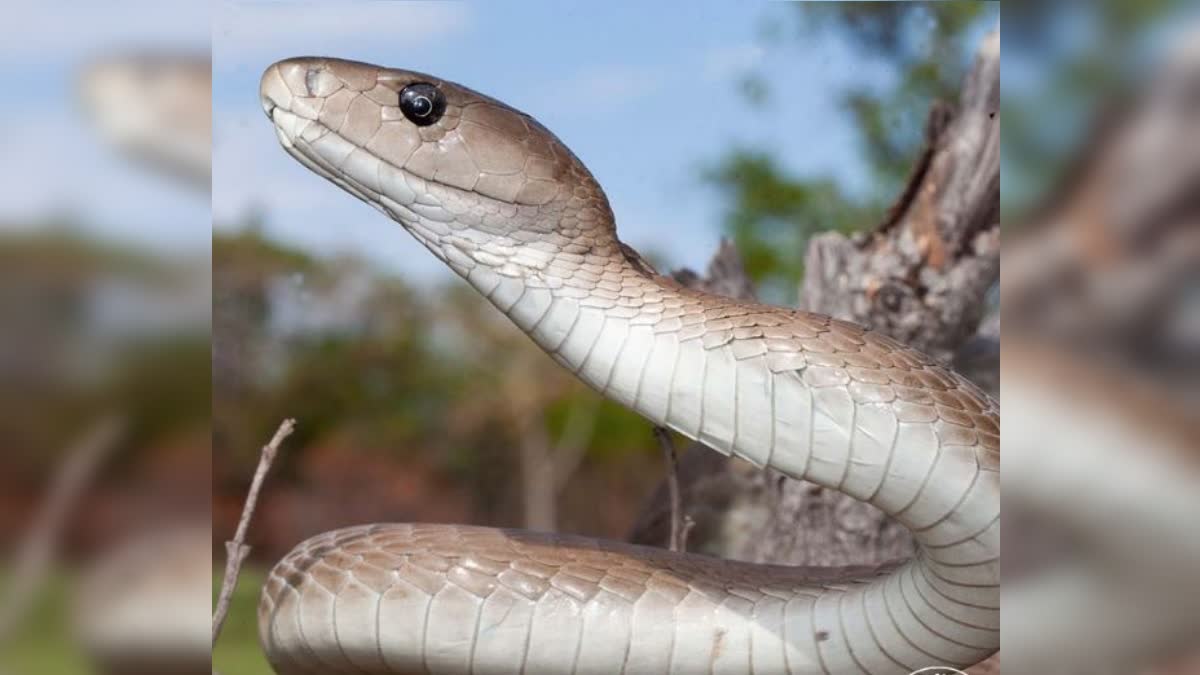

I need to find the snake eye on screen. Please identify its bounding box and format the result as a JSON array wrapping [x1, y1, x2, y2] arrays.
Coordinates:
[[398, 83, 445, 126]]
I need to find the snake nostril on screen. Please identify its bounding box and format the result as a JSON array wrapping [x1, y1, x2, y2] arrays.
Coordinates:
[[304, 68, 320, 97]]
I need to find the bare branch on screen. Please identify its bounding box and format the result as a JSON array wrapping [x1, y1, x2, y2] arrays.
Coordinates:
[[211, 418, 295, 646], [671, 237, 758, 302], [801, 27, 1000, 369], [653, 427, 687, 553], [0, 415, 123, 642], [680, 515, 696, 552], [629, 241, 759, 552]]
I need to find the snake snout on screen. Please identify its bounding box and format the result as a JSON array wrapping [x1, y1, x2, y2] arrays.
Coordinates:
[[259, 57, 332, 120], [259, 65, 286, 119]]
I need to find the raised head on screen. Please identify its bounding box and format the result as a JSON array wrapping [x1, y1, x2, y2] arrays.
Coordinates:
[[260, 57, 619, 275]]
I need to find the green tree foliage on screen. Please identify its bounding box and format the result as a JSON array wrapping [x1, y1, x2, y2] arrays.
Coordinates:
[[212, 224, 662, 538], [704, 2, 998, 303], [0, 225, 209, 474]]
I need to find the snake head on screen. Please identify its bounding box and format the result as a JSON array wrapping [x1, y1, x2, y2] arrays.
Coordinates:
[[260, 57, 616, 268]]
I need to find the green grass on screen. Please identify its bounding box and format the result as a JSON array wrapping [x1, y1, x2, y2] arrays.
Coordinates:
[[0, 565, 276, 675], [0, 570, 91, 675], [214, 565, 275, 675]]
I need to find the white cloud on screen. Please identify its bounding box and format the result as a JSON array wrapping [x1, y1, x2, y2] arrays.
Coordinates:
[[213, 2, 473, 63]]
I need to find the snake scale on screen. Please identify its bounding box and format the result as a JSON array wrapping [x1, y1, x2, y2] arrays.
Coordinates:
[[257, 57, 999, 675]]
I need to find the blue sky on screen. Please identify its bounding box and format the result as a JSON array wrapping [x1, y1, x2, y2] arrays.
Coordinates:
[[0, 2, 998, 283], [212, 1, 924, 282], [0, 2, 210, 254]]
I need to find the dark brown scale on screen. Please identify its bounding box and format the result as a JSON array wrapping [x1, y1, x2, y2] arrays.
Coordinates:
[[939, 406, 977, 429]]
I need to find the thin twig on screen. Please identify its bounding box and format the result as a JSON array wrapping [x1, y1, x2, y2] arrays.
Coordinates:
[[653, 426, 687, 553], [0, 415, 123, 643], [211, 418, 295, 646], [680, 515, 696, 551]]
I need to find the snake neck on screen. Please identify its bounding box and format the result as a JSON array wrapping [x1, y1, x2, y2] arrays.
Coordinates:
[[452, 236, 1000, 663], [452, 229, 996, 538]]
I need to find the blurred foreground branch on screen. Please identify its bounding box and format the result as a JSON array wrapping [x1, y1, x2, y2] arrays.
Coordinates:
[[212, 418, 294, 647], [999, 23, 1200, 675], [0, 415, 123, 643]]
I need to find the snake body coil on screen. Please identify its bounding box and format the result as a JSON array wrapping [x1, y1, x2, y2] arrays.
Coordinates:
[[258, 57, 999, 675]]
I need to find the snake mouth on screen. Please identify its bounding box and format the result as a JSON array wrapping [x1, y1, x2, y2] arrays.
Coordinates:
[[266, 106, 392, 209], [259, 60, 419, 210], [263, 100, 480, 271]]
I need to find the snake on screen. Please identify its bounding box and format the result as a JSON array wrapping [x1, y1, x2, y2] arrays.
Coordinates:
[[256, 57, 999, 675]]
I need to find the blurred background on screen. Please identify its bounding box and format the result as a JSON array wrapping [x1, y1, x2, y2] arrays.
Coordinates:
[[0, 1, 1195, 674], [1002, 2, 1200, 674], [0, 2, 210, 673]]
